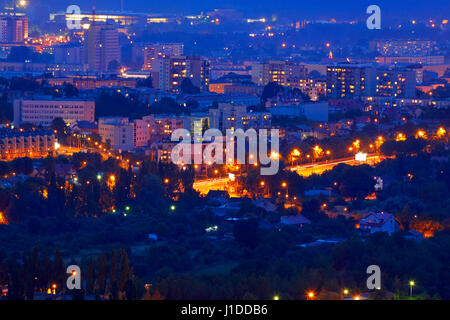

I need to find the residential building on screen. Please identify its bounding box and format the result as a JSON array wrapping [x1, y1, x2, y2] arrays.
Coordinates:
[[98, 117, 134, 151], [142, 114, 187, 142], [85, 22, 121, 72], [0, 16, 28, 43], [151, 56, 210, 93], [375, 67, 416, 98], [0, 129, 55, 161], [251, 60, 306, 86], [209, 103, 271, 132], [140, 43, 184, 70], [357, 212, 399, 235], [326, 64, 376, 98]]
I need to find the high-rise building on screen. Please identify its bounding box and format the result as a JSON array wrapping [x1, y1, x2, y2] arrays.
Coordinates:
[[85, 22, 121, 72], [326, 64, 376, 98], [0, 16, 28, 43], [53, 44, 84, 64], [142, 114, 187, 143], [151, 56, 210, 93], [375, 67, 416, 98], [208, 103, 271, 132], [251, 61, 307, 86], [140, 43, 184, 70]]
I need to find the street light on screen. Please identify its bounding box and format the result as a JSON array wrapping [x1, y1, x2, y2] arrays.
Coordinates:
[[409, 280, 415, 297], [273, 295, 280, 300], [307, 291, 315, 300]]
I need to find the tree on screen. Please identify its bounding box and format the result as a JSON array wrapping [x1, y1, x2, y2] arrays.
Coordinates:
[[137, 76, 153, 88], [180, 78, 200, 94], [338, 165, 374, 200], [107, 60, 121, 73], [51, 117, 69, 141], [64, 83, 79, 97], [53, 249, 66, 290], [97, 254, 108, 295], [118, 249, 131, 290], [86, 256, 96, 294], [233, 219, 260, 248], [261, 82, 282, 103]]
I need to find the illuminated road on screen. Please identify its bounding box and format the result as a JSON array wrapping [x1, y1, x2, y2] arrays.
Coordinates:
[[193, 177, 230, 195], [288, 155, 382, 177], [193, 155, 383, 195]]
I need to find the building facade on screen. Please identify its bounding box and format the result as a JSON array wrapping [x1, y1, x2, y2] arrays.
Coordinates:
[[85, 22, 121, 73], [326, 64, 376, 98], [13, 98, 95, 128], [0, 129, 55, 161]]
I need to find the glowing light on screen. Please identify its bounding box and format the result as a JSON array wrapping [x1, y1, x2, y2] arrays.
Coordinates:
[[396, 133, 406, 141], [436, 127, 446, 137], [273, 295, 280, 300], [355, 152, 367, 162], [343, 289, 349, 295], [270, 152, 280, 160]]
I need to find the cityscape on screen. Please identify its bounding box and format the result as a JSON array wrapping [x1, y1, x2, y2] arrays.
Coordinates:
[[0, 0, 448, 303]]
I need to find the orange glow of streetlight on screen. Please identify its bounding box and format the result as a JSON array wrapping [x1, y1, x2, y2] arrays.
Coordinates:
[[307, 291, 315, 299], [281, 182, 287, 188], [270, 151, 280, 160], [436, 127, 446, 138], [292, 149, 301, 157], [354, 295, 360, 300], [415, 130, 426, 139], [396, 132, 406, 141], [164, 178, 169, 184]]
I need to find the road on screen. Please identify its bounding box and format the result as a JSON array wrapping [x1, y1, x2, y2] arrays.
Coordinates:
[[287, 155, 382, 177], [193, 177, 230, 196], [193, 155, 383, 195]]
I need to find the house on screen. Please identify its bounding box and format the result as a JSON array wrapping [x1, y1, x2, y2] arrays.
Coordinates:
[[206, 190, 230, 205], [55, 164, 77, 180], [357, 212, 399, 235], [210, 201, 241, 217], [280, 215, 311, 229], [252, 198, 278, 212]]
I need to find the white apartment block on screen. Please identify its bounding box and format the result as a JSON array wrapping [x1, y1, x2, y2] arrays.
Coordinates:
[[98, 117, 149, 151], [13, 98, 95, 128]]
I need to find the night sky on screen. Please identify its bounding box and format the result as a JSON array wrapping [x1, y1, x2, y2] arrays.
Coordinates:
[[18, 0, 450, 20]]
